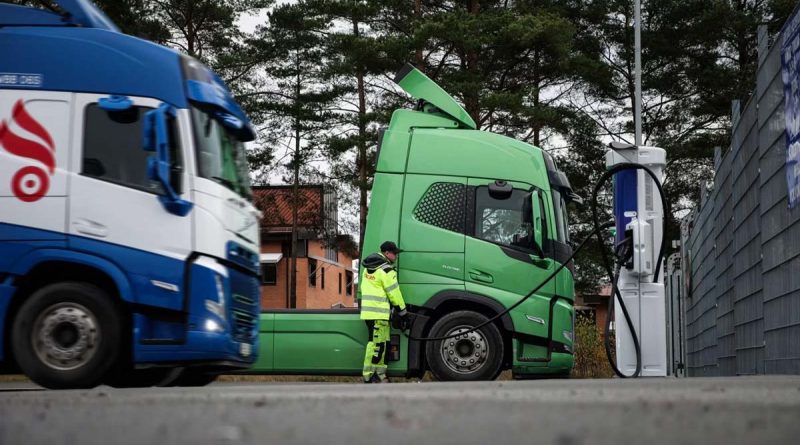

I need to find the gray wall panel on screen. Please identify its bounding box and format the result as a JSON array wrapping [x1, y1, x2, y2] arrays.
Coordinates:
[[677, 22, 800, 376]]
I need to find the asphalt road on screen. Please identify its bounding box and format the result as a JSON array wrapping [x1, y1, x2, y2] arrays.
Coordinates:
[[1, 376, 799, 445]]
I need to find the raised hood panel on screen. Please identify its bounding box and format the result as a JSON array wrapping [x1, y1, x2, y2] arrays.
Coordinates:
[[55, 0, 119, 31], [393, 64, 477, 129]]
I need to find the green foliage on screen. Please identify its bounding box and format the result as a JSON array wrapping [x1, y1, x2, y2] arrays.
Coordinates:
[[572, 313, 613, 378]]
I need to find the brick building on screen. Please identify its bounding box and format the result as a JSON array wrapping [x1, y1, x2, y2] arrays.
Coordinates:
[[252, 185, 357, 311], [575, 284, 611, 335]]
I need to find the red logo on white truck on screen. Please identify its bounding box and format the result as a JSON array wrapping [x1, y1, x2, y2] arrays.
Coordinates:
[[0, 100, 55, 202]]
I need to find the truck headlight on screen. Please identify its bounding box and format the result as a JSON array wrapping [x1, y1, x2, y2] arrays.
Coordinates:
[[204, 318, 223, 332], [205, 273, 227, 321]]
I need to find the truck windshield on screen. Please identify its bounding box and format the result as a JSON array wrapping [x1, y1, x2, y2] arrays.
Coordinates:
[[190, 106, 252, 200]]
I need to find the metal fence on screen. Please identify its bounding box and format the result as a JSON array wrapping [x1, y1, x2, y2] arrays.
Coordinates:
[[671, 25, 800, 376]]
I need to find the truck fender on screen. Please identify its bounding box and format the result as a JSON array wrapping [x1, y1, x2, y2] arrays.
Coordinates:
[[421, 290, 515, 333], [10, 248, 135, 303]]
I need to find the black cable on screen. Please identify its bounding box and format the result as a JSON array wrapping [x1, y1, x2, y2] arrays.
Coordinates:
[[591, 163, 669, 378], [402, 221, 614, 342]]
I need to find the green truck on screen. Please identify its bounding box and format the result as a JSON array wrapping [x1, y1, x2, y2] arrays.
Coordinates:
[[251, 65, 580, 380]]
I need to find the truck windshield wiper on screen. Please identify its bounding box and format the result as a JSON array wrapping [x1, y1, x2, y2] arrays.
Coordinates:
[[211, 176, 237, 191]]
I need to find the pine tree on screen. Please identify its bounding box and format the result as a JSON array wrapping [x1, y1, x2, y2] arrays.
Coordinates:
[[310, 0, 408, 251], [251, 1, 344, 306]]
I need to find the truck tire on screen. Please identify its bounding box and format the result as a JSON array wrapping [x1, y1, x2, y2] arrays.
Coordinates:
[[167, 369, 219, 387], [11, 282, 123, 389], [425, 310, 504, 381]]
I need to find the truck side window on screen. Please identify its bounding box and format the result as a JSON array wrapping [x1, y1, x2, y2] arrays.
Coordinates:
[[473, 187, 537, 252], [413, 182, 467, 233], [82, 104, 182, 194]]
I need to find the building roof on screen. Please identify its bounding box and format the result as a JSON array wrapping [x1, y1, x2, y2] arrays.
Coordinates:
[[252, 185, 324, 230]]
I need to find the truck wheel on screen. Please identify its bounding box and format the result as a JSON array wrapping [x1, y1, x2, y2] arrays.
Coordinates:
[[168, 369, 219, 387], [425, 310, 504, 381], [11, 282, 122, 389]]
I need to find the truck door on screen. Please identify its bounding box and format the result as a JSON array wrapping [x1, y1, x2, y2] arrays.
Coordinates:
[[464, 179, 556, 344], [398, 175, 467, 293], [67, 94, 192, 311]]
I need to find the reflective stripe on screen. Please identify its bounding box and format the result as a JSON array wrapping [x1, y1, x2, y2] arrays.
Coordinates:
[[361, 294, 387, 303], [385, 282, 399, 292], [361, 307, 391, 315], [380, 264, 394, 272]]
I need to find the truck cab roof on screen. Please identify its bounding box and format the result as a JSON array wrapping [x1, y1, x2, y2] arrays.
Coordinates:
[[0, 0, 253, 136], [0, 0, 118, 31]]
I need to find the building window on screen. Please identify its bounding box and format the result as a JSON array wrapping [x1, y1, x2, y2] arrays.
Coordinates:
[[338, 272, 342, 294], [345, 271, 353, 296], [325, 246, 338, 262], [261, 263, 277, 285], [82, 104, 181, 194], [321, 267, 325, 289], [308, 259, 317, 287]]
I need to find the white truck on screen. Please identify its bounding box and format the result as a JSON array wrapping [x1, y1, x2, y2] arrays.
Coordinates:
[[0, 0, 261, 388]]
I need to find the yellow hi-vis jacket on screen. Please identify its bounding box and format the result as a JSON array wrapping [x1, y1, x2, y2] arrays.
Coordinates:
[[359, 253, 406, 320]]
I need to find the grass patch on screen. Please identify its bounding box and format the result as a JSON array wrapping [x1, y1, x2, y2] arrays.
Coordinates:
[[0, 374, 30, 383]]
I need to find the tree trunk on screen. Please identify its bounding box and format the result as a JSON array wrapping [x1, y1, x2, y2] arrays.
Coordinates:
[[464, 0, 480, 129], [533, 47, 541, 147], [414, 0, 424, 71], [354, 17, 368, 255], [289, 61, 301, 308]]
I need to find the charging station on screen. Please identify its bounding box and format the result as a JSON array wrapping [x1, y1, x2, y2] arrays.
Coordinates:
[[606, 143, 668, 377]]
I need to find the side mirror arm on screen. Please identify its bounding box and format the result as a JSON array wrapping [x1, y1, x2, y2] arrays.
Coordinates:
[[143, 104, 193, 217]]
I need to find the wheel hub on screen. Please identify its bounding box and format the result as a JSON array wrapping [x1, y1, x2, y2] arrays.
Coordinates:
[[32, 303, 99, 371], [440, 325, 489, 374]]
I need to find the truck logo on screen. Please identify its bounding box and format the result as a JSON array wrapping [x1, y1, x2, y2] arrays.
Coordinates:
[[0, 99, 55, 202]]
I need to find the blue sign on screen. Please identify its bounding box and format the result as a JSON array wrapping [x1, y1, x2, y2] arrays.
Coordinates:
[[781, 6, 800, 208]]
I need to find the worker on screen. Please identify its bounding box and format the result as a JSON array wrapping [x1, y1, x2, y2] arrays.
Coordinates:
[[359, 241, 409, 383]]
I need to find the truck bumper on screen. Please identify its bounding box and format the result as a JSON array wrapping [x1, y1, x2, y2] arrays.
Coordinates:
[[134, 329, 258, 366], [512, 352, 573, 378]]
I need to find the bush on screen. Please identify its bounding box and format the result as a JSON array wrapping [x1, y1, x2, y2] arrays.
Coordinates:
[[571, 313, 614, 378]]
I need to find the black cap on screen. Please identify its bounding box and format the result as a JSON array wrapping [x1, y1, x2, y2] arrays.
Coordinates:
[[380, 241, 402, 254]]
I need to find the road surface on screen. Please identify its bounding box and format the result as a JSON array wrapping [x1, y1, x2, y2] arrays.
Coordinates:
[[1, 376, 799, 445]]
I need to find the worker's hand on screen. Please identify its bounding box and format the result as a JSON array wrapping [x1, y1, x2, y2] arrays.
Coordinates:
[[397, 309, 412, 331]]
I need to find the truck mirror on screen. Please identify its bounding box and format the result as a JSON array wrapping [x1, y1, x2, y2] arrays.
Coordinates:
[[531, 191, 543, 255], [522, 192, 533, 224], [142, 104, 193, 217]]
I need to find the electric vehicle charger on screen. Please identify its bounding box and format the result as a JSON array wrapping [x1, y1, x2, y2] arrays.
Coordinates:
[[399, 162, 669, 379]]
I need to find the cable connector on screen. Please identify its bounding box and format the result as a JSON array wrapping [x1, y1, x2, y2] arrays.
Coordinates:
[[615, 228, 634, 269]]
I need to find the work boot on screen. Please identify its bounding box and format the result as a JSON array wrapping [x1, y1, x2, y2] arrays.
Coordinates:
[[366, 374, 383, 384]]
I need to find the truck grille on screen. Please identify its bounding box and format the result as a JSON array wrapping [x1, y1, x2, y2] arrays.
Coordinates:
[[232, 309, 256, 342], [228, 268, 260, 343]]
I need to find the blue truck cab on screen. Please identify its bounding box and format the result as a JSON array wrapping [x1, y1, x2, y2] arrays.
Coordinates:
[[0, 0, 261, 388]]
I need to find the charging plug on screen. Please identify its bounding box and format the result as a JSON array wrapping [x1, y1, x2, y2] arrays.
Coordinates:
[[615, 228, 634, 269]]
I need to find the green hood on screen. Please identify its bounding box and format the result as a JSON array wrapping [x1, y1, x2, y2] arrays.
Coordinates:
[[393, 64, 477, 129]]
